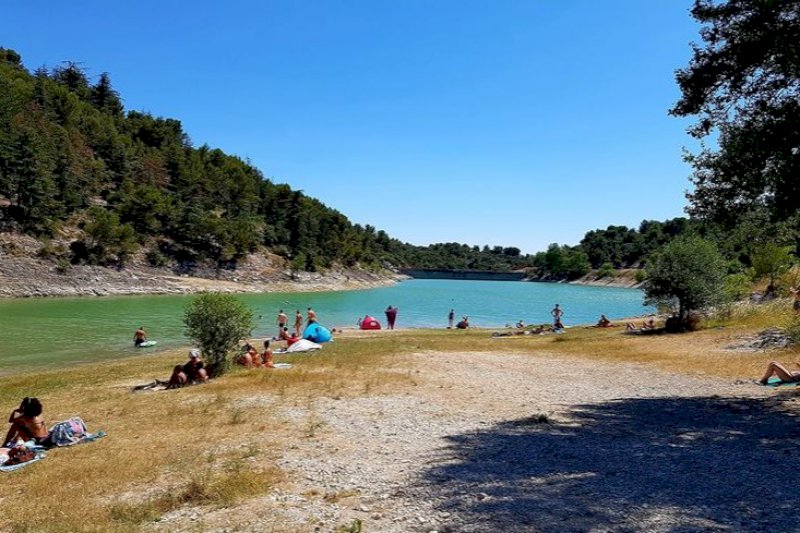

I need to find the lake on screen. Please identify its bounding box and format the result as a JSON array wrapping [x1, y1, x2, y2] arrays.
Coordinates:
[[0, 279, 652, 373]]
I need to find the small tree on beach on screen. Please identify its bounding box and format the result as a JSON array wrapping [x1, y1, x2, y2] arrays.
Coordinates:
[[644, 236, 726, 331], [183, 293, 254, 377]]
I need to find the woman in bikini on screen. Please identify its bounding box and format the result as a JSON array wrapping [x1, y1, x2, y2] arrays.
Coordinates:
[[4, 397, 50, 447], [758, 361, 800, 385]]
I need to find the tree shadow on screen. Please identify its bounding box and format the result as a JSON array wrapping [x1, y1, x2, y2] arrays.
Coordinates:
[[414, 394, 800, 532]]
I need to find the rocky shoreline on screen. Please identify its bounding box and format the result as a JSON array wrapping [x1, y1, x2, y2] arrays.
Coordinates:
[[1, 233, 641, 298], [0, 233, 402, 298], [569, 269, 643, 289]]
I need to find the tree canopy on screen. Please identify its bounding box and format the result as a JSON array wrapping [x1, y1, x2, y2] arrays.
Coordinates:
[[671, 0, 800, 232]]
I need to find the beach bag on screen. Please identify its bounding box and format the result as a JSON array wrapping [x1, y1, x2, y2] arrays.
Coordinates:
[[48, 417, 87, 447], [4, 445, 36, 466]]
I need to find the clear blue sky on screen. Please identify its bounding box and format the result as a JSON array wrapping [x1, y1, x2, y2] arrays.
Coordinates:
[[3, 0, 700, 254]]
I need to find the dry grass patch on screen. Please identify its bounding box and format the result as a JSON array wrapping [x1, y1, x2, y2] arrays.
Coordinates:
[[0, 336, 417, 532]]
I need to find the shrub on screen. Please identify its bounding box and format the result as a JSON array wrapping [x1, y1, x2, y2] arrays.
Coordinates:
[[597, 262, 615, 278], [634, 269, 647, 283], [644, 236, 726, 331], [146, 249, 167, 267], [183, 293, 254, 377]]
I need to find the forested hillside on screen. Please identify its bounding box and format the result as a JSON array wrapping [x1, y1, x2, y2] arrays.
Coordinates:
[[0, 48, 569, 275]]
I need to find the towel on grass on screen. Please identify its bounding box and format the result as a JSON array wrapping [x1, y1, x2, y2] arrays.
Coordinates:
[[0, 443, 47, 472], [765, 376, 800, 387]]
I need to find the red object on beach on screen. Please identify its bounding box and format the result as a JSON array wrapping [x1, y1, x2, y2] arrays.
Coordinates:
[[360, 315, 381, 330]]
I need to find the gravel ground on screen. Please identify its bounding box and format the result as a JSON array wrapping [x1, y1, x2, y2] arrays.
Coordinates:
[[152, 351, 800, 533]]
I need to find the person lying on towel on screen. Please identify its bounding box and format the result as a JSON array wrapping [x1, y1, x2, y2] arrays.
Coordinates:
[[759, 361, 800, 385]]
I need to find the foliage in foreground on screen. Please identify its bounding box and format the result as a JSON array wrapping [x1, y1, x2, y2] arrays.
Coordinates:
[[183, 293, 254, 377]]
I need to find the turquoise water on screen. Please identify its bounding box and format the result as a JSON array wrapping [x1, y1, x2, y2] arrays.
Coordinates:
[[0, 279, 651, 373]]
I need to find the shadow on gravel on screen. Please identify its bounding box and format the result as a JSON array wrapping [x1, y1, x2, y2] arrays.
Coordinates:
[[416, 394, 800, 532]]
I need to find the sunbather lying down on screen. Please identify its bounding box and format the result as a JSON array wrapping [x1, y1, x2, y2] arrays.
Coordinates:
[[759, 361, 800, 385]]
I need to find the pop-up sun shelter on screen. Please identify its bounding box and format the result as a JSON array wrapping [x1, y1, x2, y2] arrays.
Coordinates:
[[360, 315, 381, 330], [303, 322, 333, 343]]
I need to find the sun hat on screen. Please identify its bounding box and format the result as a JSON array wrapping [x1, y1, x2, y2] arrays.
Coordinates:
[[189, 349, 201, 358]]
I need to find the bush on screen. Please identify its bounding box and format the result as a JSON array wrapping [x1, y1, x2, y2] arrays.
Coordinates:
[[644, 236, 726, 331], [146, 249, 167, 267], [183, 293, 254, 377], [634, 269, 647, 283], [597, 262, 615, 278]]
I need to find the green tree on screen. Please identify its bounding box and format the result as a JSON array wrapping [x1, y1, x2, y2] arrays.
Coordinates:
[[750, 243, 795, 291], [672, 0, 800, 225], [74, 207, 138, 265], [644, 236, 727, 330], [183, 293, 253, 378]]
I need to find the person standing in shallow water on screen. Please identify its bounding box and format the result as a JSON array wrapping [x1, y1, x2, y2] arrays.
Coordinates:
[[133, 326, 147, 347], [551, 304, 564, 327], [276, 310, 288, 337], [294, 310, 304, 336], [385, 305, 398, 330], [448, 309, 455, 329]]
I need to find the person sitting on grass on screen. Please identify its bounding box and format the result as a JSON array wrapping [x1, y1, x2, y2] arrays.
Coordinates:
[[279, 327, 292, 344], [758, 361, 800, 385], [597, 315, 612, 328], [287, 332, 301, 347], [262, 340, 274, 368], [237, 343, 261, 368], [4, 397, 50, 448], [183, 350, 209, 384], [166, 365, 188, 389]]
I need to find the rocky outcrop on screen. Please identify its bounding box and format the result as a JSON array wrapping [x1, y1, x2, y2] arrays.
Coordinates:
[[0, 233, 402, 298], [569, 269, 643, 289]]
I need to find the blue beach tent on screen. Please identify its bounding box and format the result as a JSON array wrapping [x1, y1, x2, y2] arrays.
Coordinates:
[[303, 322, 333, 343]]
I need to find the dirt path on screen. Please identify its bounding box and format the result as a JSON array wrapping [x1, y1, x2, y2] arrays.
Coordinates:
[[152, 352, 800, 532]]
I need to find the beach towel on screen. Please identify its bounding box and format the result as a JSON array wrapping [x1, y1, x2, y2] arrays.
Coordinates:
[[132, 379, 169, 392], [0, 443, 47, 472], [286, 339, 323, 353], [765, 377, 800, 387], [273, 362, 292, 369]]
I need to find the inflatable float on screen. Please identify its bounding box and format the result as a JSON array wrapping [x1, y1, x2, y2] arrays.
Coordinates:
[[137, 341, 157, 348]]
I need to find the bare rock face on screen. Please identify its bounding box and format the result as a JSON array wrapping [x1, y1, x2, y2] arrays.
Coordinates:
[[726, 327, 795, 352], [0, 233, 400, 298]]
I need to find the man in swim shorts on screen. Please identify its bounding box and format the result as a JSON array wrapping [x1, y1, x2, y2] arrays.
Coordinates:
[[276, 310, 288, 336], [133, 326, 147, 347], [551, 304, 563, 326]]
